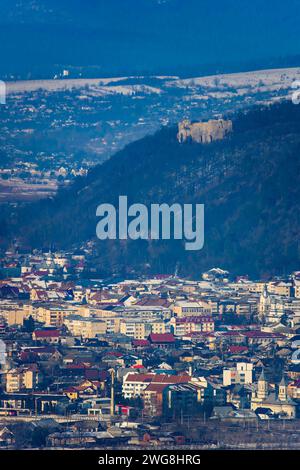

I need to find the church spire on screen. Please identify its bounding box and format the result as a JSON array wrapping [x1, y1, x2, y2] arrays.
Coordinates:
[[259, 367, 266, 382], [278, 374, 287, 401], [257, 368, 268, 400], [279, 375, 286, 386]]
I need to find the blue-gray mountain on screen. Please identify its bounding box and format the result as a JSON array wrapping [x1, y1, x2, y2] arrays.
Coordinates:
[[1, 0, 300, 78]]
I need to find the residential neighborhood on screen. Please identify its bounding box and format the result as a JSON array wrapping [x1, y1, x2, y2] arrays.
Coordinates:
[[0, 248, 299, 449]]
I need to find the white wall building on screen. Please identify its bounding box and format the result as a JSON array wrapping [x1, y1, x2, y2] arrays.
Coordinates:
[[223, 362, 253, 386]]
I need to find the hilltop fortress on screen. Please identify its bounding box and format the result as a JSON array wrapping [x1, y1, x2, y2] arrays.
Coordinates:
[[177, 118, 233, 144]]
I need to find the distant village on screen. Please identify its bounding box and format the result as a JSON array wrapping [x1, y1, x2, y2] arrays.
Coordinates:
[[0, 248, 300, 449]]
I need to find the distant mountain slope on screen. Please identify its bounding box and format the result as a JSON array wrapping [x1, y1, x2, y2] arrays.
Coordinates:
[[1, 0, 300, 78], [3, 101, 300, 278]]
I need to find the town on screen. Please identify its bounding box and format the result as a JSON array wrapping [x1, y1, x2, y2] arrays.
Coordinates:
[[0, 248, 299, 449]]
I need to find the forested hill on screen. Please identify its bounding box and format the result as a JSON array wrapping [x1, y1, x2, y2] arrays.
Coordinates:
[[3, 101, 300, 278]]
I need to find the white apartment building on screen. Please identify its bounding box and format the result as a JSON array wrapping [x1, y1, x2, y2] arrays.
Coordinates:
[[172, 301, 211, 317], [122, 373, 155, 399], [223, 362, 253, 386], [115, 306, 171, 320]]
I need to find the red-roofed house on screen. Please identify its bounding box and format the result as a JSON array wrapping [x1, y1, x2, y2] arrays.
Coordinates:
[[243, 330, 284, 346], [122, 372, 190, 399], [148, 333, 176, 349], [32, 329, 60, 344], [227, 346, 249, 355], [132, 339, 150, 349], [64, 379, 103, 400]]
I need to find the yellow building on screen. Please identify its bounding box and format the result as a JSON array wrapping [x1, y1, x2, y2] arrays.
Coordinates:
[[295, 281, 300, 299], [4, 310, 27, 326], [0, 302, 32, 326], [151, 320, 166, 335], [120, 319, 151, 339], [105, 316, 121, 334], [267, 281, 293, 297], [36, 305, 77, 327], [169, 316, 214, 336], [64, 315, 106, 339], [172, 301, 211, 318], [6, 366, 38, 392], [248, 282, 265, 294], [36, 306, 63, 326]]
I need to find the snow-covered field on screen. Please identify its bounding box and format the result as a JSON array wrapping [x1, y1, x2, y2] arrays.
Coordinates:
[[6, 77, 166, 95], [168, 67, 300, 90], [6, 67, 300, 100]]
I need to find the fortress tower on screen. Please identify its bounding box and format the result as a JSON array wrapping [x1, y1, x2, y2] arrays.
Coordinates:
[[177, 118, 232, 144]]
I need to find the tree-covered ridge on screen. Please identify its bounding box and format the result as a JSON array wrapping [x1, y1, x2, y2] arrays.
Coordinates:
[[3, 101, 300, 278]]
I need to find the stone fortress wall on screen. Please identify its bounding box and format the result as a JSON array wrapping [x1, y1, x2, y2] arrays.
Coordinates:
[[177, 118, 233, 143]]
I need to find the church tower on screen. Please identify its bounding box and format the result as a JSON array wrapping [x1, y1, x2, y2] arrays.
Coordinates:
[[278, 375, 287, 402], [259, 284, 271, 319], [257, 369, 268, 400]]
